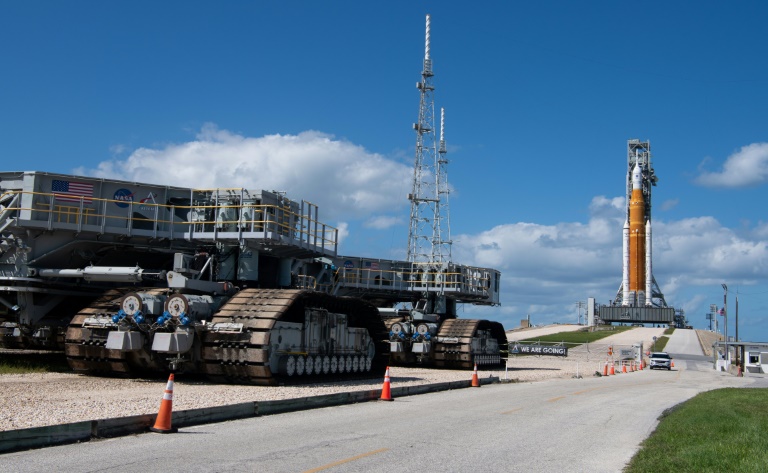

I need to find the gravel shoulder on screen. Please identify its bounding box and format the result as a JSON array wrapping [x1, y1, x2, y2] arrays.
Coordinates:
[[2, 366, 527, 431], [0, 326, 718, 432]]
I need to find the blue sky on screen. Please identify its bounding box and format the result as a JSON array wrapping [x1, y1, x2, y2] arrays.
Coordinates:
[[2, 2, 767, 341]]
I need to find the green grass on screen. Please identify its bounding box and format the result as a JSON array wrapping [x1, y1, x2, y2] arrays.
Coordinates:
[[663, 327, 675, 335], [650, 335, 670, 352], [626, 388, 768, 472], [0, 351, 70, 374], [518, 326, 634, 345]]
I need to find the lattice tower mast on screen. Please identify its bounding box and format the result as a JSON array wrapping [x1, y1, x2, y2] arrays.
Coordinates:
[[407, 14, 452, 271]]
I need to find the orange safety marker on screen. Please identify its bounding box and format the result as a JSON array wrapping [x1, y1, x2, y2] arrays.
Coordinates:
[[379, 366, 394, 401], [602, 362, 608, 376], [639, 359, 644, 370], [610, 363, 615, 375], [150, 373, 178, 433], [622, 363, 627, 374], [471, 363, 481, 387]]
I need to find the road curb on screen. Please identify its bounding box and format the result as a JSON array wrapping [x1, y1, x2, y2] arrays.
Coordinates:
[[0, 376, 498, 454]]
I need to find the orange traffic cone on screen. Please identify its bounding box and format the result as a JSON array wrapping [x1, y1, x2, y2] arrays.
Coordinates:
[[622, 363, 627, 373], [379, 366, 394, 401], [639, 359, 644, 371], [471, 363, 481, 387], [671, 360, 675, 368], [150, 373, 178, 433], [610, 363, 615, 375], [602, 362, 608, 376]]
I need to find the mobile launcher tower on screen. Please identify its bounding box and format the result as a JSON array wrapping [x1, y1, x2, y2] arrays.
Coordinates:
[[597, 140, 684, 326]]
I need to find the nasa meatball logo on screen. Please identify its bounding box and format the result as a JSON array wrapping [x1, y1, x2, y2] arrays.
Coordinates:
[[113, 189, 135, 208]]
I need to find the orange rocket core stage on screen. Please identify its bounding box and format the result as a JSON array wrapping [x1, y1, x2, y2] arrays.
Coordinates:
[[628, 178, 646, 293]]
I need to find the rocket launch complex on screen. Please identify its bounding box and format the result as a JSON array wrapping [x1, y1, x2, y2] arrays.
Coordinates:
[[597, 140, 681, 326]]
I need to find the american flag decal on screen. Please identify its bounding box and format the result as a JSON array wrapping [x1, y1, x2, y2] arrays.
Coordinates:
[[52, 179, 94, 204]]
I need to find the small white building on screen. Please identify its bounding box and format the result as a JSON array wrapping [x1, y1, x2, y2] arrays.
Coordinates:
[[714, 341, 768, 375], [744, 344, 768, 374]]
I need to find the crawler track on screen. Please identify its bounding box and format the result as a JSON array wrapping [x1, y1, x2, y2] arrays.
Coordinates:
[[64, 288, 165, 375], [201, 289, 389, 385], [434, 318, 508, 369], [64, 288, 390, 384], [383, 315, 508, 369]]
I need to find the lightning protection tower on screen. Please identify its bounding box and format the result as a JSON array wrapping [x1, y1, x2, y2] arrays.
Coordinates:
[[407, 14, 452, 278]]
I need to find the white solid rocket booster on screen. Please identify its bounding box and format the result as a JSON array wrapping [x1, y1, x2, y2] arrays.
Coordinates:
[[622, 219, 629, 306], [645, 219, 652, 306]]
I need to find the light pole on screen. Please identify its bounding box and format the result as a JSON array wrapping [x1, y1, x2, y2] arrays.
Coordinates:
[[575, 301, 585, 325], [736, 294, 740, 368], [735, 294, 739, 343], [722, 283, 728, 360]]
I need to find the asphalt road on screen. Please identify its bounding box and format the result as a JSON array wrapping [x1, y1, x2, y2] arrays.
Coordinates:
[[664, 328, 705, 358], [3, 351, 761, 473]]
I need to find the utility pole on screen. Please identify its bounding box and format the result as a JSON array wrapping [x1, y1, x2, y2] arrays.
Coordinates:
[[735, 293, 740, 366], [722, 283, 728, 360], [735, 294, 739, 343]]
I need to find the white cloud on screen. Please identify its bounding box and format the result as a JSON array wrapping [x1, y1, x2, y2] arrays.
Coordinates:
[[695, 142, 768, 188], [659, 198, 679, 211], [78, 124, 412, 222], [109, 144, 128, 156], [336, 222, 350, 246], [753, 222, 768, 239], [656, 217, 768, 279], [588, 195, 625, 217], [453, 216, 621, 275], [364, 215, 405, 229]]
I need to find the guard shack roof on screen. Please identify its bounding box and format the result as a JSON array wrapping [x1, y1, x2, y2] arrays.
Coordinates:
[[713, 341, 768, 351]]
